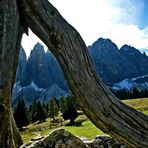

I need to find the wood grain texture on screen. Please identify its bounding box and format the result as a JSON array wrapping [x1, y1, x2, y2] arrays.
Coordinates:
[[0, 0, 23, 147], [18, 0, 148, 147], [0, 0, 148, 147]]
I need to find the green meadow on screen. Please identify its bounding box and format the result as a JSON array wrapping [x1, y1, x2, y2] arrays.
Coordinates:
[[21, 97, 148, 143]]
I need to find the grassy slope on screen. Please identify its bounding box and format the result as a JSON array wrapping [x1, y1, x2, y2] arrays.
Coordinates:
[[63, 120, 106, 139], [123, 97, 148, 114], [21, 98, 148, 143]]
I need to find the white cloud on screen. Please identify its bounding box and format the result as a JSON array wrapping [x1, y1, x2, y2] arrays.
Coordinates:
[[22, 0, 148, 56], [100, 24, 148, 49], [49, 0, 113, 45]]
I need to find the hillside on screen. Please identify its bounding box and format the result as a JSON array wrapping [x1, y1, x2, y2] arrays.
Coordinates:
[[21, 98, 148, 143]]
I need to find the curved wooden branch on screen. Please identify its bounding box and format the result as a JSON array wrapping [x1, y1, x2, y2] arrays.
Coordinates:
[[19, 0, 148, 147]]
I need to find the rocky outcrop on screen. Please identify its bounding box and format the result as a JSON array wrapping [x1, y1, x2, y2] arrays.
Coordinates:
[[21, 129, 126, 148], [85, 136, 126, 148], [15, 47, 27, 82], [17, 43, 68, 90], [12, 43, 69, 107], [21, 129, 88, 148]]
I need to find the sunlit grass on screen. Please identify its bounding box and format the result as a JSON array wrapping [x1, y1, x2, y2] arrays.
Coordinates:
[[21, 132, 36, 144], [143, 110, 148, 115], [21, 97, 148, 143], [63, 120, 106, 139], [123, 97, 148, 114]]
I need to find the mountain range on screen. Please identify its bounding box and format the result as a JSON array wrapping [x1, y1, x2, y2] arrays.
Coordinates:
[[111, 75, 148, 91], [88, 38, 148, 85], [12, 38, 148, 106], [12, 43, 70, 107]]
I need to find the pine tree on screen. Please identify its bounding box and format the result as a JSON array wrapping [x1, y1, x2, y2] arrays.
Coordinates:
[[48, 98, 59, 120], [59, 96, 67, 113], [132, 88, 140, 98], [42, 102, 48, 117], [28, 104, 33, 122], [36, 101, 47, 123], [14, 99, 29, 130], [62, 96, 78, 124], [30, 101, 38, 123], [29, 101, 47, 123]]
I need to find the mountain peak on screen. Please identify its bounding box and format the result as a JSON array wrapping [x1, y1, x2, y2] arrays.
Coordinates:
[[35, 42, 44, 48], [13, 38, 148, 106], [92, 38, 118, 48], [120, 44, 140, 54], [89, 38, 119, 55], [97, 37, 112, 43], [30, 42, 45, 54]]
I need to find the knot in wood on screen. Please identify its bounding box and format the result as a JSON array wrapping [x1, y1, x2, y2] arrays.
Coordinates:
[[0, 104, 6, 114], [50, 31, 62, 49]]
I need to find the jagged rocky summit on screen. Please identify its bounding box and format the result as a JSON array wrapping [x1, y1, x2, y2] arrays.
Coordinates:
[[12, 43, 70, 107], [12, 38, 148, 106], [88, 38, 148, 85]]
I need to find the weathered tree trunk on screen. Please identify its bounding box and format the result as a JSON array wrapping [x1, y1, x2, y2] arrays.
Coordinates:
[[1, 0, 148, 147], [19, 0, 148, 147], [0, 0, 23, 147]]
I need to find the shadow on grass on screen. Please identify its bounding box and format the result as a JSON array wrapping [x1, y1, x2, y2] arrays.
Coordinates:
[[65, 121, 83, 127], [19, 127, 28, 132]]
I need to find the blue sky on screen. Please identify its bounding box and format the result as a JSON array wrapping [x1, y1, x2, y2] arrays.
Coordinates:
[[22, 0, 148, 56], [139, 0, 148, 29]]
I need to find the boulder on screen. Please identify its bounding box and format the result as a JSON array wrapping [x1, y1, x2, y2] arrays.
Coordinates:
[[21, 129, 88, 148], [21, 129, 126, 148], [86, 135, 126, 148]]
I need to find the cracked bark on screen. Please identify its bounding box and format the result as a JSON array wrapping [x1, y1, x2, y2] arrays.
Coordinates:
[[0, 0, 148, 147], [0, 0, 23, 147], [18, 0, 148, 147]]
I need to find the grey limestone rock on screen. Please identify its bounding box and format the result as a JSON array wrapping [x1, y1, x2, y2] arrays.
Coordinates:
[[21, 129, 88, 148], [21, 129, 126, 148]]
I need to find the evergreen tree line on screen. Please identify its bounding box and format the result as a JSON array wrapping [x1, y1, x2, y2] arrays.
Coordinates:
[[112, 88, 148, 100], [13, 96, 78, 130], [14, 88, 148, 129]]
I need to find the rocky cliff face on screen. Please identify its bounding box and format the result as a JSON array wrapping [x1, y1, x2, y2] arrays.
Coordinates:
[[15, 47, 27, 82], [88, 38, 148, 85], [120, 45, 148, 76], [12, 39, 148, 106], [12, 43, 69, 107]]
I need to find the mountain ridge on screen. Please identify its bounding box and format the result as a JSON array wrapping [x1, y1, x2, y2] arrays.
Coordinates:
[[12, 38, 148, 106], [88, 38, 148, 85]]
